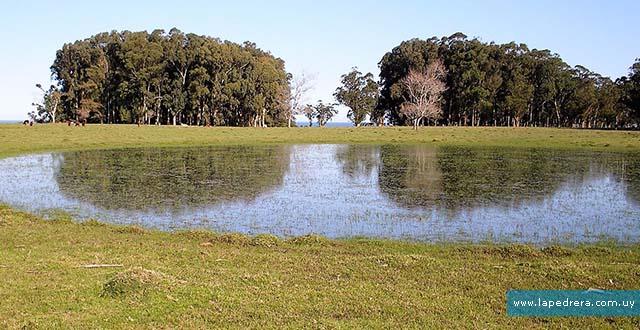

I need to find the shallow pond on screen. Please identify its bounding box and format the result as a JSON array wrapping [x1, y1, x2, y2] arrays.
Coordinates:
[[0, 144, 639, 244]]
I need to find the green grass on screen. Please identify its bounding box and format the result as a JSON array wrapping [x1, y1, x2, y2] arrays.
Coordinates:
[[0, 123, 639, 158], [1, 207, 639, 328], [1, 124, 640, 328]]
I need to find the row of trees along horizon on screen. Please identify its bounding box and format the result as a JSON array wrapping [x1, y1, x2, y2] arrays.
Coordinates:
[[31, 30, 640, 129]]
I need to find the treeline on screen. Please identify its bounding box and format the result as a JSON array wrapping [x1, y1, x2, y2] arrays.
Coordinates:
[[35, 30, 640, 129], [377, 33, 640, 128], [42, 28, 289, 126]]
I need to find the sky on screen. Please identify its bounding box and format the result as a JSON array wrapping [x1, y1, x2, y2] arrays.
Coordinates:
[[0, 0, 638, 121]]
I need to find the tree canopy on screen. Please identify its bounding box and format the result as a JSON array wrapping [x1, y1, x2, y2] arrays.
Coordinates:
[[35, 30, 640, 129], [379, 34, 640, 128], [334, 68, 379, 127], [47, 29, 290, 126]]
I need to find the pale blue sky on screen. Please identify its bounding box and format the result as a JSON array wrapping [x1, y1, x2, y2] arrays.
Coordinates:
[[0, 0, 638, 121]]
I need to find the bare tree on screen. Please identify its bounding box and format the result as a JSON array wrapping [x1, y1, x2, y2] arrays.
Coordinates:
[[400, 61, 447, 129], [288, 72, 316, 127], [34, 84, 61, 123]]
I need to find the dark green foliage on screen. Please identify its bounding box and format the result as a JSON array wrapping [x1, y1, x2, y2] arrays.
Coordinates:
[[378, 34, 640, 128], [301, 100, 338, 127], [334, 68, 380, 126], [50, 29, 290, 126], [313, 100, 338, 127], [617, 58, 640, 124]]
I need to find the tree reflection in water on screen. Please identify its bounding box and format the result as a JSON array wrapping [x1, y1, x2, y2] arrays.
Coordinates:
[[337, 145, 640, 211], [56, 146, 291, 212]]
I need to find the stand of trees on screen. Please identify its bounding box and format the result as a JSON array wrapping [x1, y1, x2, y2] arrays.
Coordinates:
[[35, 30, 640, 129], [43, 29, 290, 126], [378, 33, 640, 128], [302, 100, 338, 127]]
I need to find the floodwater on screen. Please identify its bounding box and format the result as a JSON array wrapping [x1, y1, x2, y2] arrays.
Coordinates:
[[0, 145, 638, 244]]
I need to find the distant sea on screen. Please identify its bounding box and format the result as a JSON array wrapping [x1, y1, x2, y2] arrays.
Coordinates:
[[0, 120, 19, 124], [296, 121, 354, 128]]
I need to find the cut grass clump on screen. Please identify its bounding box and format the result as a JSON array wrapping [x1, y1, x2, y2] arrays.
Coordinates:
[[250, 234, 280, 248], [213, 233, 250, 246], [542, 245, 574, 257], [101, 267, 170, 298], [82, 219, 107, 227], [287, 234, 330, 246], [370, 254, 427, 269], [197, 232, 276, 247], [175, 229, 218, 242], [113, 225, 146, 235], [460, 244, 542, 258], [494, 244, 541, 258], [581, 245, 613, 256]]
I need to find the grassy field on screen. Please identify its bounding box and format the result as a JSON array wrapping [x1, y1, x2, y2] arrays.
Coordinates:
[[1, 124, 640, 328], [1, 123, 640, 158]]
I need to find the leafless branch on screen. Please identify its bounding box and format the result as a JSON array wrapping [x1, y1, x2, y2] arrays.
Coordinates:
[[400, 60, 447, 129]]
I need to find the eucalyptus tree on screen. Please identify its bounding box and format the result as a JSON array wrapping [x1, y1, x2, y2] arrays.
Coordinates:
[[118, 31, 165, 124], [377, 34, 635, 128], [334, 68, 379, 127], [618, 59, 640, 124], [47, 29, 290, 127], [313, 101, 338, 127], [51, 38, 108, 122]]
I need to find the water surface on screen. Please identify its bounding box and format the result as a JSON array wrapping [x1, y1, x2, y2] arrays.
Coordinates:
[[0, 144, 638, 244]]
